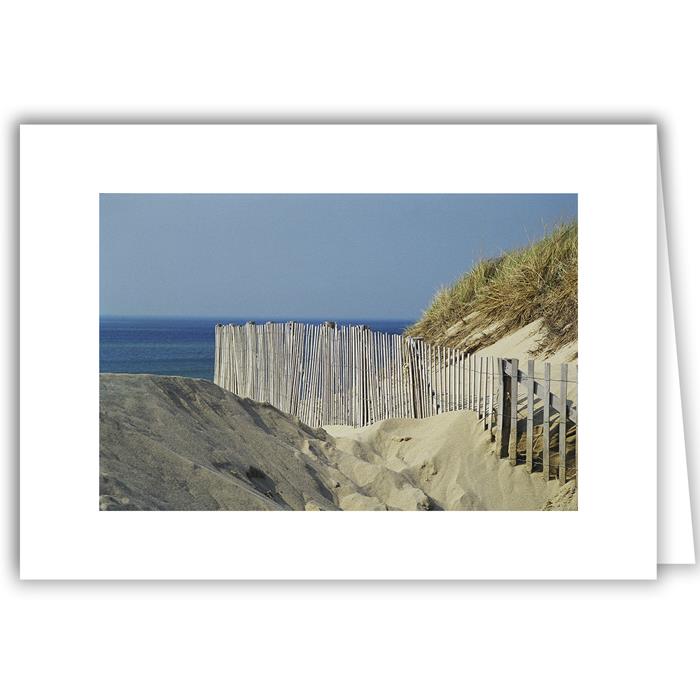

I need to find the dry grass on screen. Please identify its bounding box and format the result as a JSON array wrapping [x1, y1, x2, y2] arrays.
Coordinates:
[[407, 220, 577, 356]]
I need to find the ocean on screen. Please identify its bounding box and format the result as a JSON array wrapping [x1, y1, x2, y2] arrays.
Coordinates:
[[100, 316, 415, 380]]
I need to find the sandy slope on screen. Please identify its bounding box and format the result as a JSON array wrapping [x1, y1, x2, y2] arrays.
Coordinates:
[[325, 412, 568, 510], [100, 374, 427, 511], [100, 374, 575, 511], [471, 319, 578, 366], [466, 319, 578, 405]]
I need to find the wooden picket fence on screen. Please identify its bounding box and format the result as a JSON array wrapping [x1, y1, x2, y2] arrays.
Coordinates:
[[213, 321, 577, 483]]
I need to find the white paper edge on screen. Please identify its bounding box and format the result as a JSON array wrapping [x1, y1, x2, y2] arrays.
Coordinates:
[[657, 156, 695, 564]]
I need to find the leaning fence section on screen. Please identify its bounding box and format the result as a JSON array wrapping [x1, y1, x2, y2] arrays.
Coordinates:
[[214, 321, 577, 482]]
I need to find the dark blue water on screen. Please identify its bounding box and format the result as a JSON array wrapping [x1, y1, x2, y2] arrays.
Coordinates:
[[100, 317, 415, 380]]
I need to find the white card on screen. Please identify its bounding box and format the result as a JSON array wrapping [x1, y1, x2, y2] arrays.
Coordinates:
[[20, 124, 661, 579]]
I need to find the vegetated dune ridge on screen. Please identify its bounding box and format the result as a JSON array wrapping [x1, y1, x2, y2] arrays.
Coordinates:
[[100, 374, 575, 511], [407, 221, 577, 362]]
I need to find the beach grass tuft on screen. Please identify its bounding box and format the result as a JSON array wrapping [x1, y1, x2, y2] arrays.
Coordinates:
[[406, 220, 578, 356]]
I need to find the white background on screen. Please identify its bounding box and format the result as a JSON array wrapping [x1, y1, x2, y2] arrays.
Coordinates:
[[3, 1, 698, 699]]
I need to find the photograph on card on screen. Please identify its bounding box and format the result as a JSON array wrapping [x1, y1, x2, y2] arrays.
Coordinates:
[[100, 193, 578, 511]]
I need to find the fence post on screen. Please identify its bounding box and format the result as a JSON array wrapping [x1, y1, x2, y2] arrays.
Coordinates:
[[526, 359, 535, 472], [489, 356, 496, 435], [483, 357, 490, 430], [543, 362, 551, 480], [476, 356, 482, 420], [558, 363, 568, 484], [508, 358, 519, 466], [496, 358, 510, 458], [468, 352, 472, 414]]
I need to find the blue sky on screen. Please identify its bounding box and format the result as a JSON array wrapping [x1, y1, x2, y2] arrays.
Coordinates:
[[100, 193, 577, 320]]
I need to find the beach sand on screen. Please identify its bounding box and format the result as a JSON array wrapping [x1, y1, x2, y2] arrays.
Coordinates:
[[472, 319, 578, 366], [325, 412, 568, 511], [100, 373, 575, 511]]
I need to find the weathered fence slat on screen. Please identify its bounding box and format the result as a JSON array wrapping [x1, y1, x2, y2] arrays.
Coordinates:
[[508, 358, 519, 466], [496, 357, 509, 458], [483, 357, 490, 430], [489, 356, 496, 433], [469, 352, 473, 413], [559, 363, 568, 484], [470, 353, 476, 411], [476, 356, 482, 420], [526, 359, 535, 472], [543, 362, 551, 481]]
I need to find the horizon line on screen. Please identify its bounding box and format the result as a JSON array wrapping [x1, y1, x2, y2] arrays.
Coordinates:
[[100, 314, 417, 321]]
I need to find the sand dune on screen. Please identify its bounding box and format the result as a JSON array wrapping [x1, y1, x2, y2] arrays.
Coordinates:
[[326, 412, 569, 510], [100, 374, 575, 511], [475, 319, 577, 366]]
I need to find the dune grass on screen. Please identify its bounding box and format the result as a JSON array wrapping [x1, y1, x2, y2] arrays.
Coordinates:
[[406, 220, 577, 356]]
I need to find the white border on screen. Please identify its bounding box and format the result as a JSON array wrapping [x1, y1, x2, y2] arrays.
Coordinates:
[[20, 125, 657, 579]]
